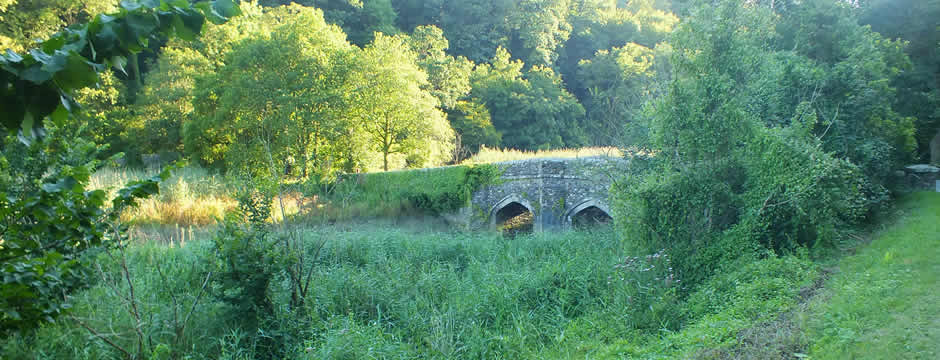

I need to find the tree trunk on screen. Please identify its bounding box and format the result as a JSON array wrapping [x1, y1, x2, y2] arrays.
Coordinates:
[[129, 53, 142, 95]]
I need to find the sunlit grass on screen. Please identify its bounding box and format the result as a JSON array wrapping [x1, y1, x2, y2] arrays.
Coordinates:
[[804, 192, 940, 359], [91, 166, 237, 227], [461, 146, 623, 164]]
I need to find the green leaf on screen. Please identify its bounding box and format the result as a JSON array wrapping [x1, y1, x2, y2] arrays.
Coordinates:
[[212, 0, 241, 18], [173, 9, 205, 41], [41, 177, 78, 194], [93, 22, 120, 57], [120, 0, 144, 12], [2, 49, 23, 63], [110, 55, 128, 75], [51, 52, 98, 91], [125, 12, 160, 43], [39, 51, 69, 74], [49, 104, 69, 125]]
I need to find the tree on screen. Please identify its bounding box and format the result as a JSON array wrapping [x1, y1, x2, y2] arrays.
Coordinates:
[[187, 5, 357, 177], [260, 0, 399, 46], [860, 0, 940, 162], [471, 47, 586, 150], [439, 0, 514, 63], [0, 0, 120, 53], [576, 42, 662, 145], [773, 0, 916, 183], [134, 46, 212, 156], [506, 0, 573, 67], [353, 32, 453, 170], [448, 99, 501, 161], [71, 69, 137, 160], [403, 25, 474, 110], [616, 0, 871, 290], [649, 0, 773, 163], [558, 0, 677, 99]]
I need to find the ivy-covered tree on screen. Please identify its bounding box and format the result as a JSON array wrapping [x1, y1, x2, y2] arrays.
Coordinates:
[[773, 0, 916, 183], [616, 0, 875, 290]]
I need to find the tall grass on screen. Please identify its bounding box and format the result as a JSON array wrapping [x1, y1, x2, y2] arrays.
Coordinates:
[[91, 166, 237, 227], [461, 146, 623, 164], [1, 225, 635, 359]]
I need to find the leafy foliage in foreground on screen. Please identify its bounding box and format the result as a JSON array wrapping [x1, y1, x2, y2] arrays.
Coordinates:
[[0, 0, 241, 134], [0, 0, 241, 335], [0, 127, 173, 333]]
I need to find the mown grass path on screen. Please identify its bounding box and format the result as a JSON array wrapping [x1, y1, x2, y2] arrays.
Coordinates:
[[805, 192, 940, 359]]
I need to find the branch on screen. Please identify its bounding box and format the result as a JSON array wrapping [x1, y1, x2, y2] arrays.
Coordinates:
[[180, 270, 213, 341], [71, 316, 133, 359]]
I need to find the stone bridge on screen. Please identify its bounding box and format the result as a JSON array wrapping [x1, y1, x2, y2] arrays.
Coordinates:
[[455, 157, 623, 231]]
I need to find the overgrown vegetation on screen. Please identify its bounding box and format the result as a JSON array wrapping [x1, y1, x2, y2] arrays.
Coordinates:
[[307, 164, 501, 221], [92, 166, 237, 226], [3, 0, 940, 359]]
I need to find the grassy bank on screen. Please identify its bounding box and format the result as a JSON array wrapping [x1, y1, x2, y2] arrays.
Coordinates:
[[91, 163, 502, 227], [306, 164, 500, 222], [803, 192, 940, 359]]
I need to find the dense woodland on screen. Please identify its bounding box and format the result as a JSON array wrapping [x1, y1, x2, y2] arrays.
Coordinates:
[[1, 0, 940, 359], [2, 0, 935, 175]]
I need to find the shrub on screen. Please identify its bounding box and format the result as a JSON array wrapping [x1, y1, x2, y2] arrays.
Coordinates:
[[614, 122, 868, 291], [0, 127, 170, 333]]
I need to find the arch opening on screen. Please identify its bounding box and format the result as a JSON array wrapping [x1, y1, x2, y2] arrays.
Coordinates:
[[571, 206, 612, 228], [494, 201, 534, 236]]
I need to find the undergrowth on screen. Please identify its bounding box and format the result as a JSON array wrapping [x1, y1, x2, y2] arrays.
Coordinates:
[[0, 222, 828, 360]]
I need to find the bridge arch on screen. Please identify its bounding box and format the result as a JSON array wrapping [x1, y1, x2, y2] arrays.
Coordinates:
[[564, 199, 612, 228], [489, 195, 537, 231]]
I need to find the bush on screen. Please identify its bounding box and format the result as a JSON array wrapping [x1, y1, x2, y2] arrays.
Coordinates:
[[614, 121, 869, 291], [0, 127, 171, 334]]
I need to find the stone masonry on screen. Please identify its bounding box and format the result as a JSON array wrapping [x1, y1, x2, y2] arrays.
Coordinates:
[[461, 156, 624, 231]]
